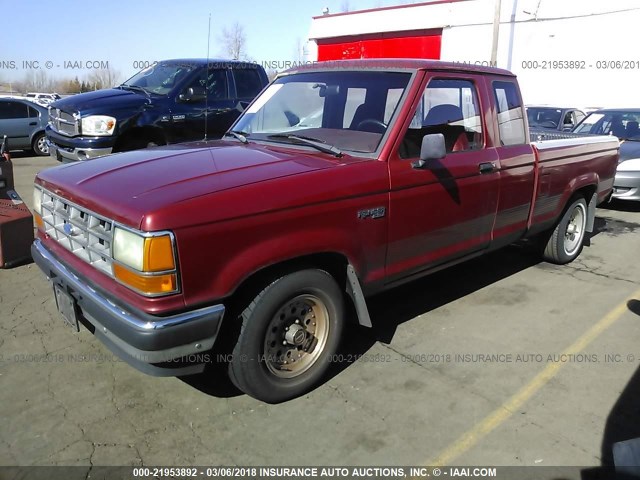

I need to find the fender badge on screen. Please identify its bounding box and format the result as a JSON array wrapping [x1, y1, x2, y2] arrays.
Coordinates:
[[63, 223, 75, 236], [357, 207, 386, 219]]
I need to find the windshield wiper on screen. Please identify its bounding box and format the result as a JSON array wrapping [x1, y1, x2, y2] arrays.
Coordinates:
[[119, 84, 151, 97], [267, 134, 342, 157], [224, 130, 249, 144]]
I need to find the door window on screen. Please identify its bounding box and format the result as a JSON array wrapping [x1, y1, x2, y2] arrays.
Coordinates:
[[343, 88, 366, 127], [400, 78, 483, 158], [182, 68, 229, 101], [0, 101, 29, 119], [563, 111, 575, 128]]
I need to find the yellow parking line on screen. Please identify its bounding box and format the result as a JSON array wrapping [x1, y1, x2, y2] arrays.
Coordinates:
[[427, 287, 640, 467]]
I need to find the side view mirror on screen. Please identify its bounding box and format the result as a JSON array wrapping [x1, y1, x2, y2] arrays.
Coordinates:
[[178, 87, 206, 103], [412, 133, 446, 169]]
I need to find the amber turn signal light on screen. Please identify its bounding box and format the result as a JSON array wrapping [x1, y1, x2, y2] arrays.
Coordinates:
[[113, 264, 177, 295], [143, 235, 175, 272], [34, 213, 44, 230]]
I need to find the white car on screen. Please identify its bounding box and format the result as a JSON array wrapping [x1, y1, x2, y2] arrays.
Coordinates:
[[24, 92, 61, 106]]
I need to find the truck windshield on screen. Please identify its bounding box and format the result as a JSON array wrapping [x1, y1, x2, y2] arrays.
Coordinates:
[[573, 110, 640, 141], [121, 63, 197, 95], [233, 71, 411, 153]]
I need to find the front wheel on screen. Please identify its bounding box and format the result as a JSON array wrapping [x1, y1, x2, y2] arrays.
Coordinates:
[[32, 132, 49, 156], [228, 269, 344, 403], [542, 197, 588, 264]]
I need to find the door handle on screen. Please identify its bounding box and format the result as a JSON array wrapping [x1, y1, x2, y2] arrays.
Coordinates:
[[478, 162, 497, 174], [29, 122, 37, 126]]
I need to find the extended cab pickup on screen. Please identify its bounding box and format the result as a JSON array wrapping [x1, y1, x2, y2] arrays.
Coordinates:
[[46, 59, 268, 162], [32, 60, 619, 403]]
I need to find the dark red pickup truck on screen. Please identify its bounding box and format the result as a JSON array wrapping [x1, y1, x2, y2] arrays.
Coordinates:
[[32, 60, 618, 403]]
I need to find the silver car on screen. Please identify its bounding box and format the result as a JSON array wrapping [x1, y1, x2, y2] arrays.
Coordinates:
[[0, 98, 50, 155], [573, 108, 640, 201]]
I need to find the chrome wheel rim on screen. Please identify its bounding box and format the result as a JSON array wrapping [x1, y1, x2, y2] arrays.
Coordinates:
[[38, 136, 49, 154], [564, 203, 586, 255], [263, 294, 330, 379]]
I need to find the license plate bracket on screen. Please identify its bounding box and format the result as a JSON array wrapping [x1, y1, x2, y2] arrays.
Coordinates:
[[54, 285, 80, 332]]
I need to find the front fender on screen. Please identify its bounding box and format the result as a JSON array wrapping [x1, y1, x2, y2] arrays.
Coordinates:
[[174, 197, 389, 308], [213, 228, 362, 296]]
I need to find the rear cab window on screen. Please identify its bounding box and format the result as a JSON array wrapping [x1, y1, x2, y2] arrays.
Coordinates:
[[234, 68, 264, 99], [493, 80, 526, 145]]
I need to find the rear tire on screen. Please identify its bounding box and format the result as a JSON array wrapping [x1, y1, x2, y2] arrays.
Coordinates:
[[228, 269, 344, 403], [542, 197, 588, 264], [32, 132, 48, 156]]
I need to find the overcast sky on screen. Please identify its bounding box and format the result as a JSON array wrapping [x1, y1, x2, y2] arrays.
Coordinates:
[[0, 0, 414, 85]]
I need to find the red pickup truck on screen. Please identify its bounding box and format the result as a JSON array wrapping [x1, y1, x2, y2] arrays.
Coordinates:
[[32, 60, 618, 403]]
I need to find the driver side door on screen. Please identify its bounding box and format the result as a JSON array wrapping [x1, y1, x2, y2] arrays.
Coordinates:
[[169, 67, 236, 142], [386, 74, 500, 283]]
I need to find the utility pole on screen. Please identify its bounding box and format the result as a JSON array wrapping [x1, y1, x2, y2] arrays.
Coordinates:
[[491, 0, 502, 65]]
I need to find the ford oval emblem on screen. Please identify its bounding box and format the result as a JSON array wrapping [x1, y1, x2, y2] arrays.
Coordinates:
[[63, 223, 74, 236]]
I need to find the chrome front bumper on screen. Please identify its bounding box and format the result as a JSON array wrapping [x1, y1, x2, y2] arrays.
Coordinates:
[[612, 170, 640, 201], [48, 139, 113, 162], [32, 239, 225, 376]]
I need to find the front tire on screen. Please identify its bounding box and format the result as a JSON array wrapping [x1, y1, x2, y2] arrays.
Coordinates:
[[228, 269, 344, 403], [32, 132, 48, 156], [542, 197, 588, 264]]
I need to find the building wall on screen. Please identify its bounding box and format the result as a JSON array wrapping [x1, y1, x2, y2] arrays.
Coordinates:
[[308, 0, 640, 108]]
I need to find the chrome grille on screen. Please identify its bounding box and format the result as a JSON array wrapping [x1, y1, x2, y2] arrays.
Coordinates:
[[49, 108, 79, 136], [40, 188, 114, 276]]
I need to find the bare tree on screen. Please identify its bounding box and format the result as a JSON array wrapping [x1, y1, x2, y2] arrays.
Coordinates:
[[293, 37, 305, 63], [341, 0, 351, 12], [220, 22, 248, 60], [86, 68, 123, 90], [21, 70, 55, 92]]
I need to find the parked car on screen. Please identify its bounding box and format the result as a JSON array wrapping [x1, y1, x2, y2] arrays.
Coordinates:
[[25, 92, 61, 106], [573, 108, 640, 201], [32, 59, 618, 403], [46, 59, 269, 162], [0, 97, 49, 155], [527, 105, 586, 131]]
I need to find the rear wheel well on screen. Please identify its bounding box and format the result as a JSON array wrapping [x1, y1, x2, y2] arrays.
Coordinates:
[[114, 127, 166, 152], [574, 184, 597, 203]]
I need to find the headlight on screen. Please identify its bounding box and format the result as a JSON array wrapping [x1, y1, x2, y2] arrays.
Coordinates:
[[81, 115, 116, 136], [112, 227, 178, 296], [33, 186, 42, 215], [113, 228, 145, 270], [33, 186, 44, 230]]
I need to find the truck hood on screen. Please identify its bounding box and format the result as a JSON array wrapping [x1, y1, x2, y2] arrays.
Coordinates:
[[36, 140, 352, 228], [51, 88, 150, 114]]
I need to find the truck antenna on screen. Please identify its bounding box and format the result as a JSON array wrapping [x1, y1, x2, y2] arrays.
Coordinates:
[[204, 13, 211, 141]]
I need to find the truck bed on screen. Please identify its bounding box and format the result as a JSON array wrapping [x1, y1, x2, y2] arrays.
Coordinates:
[[529, 135, 619, 232]]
